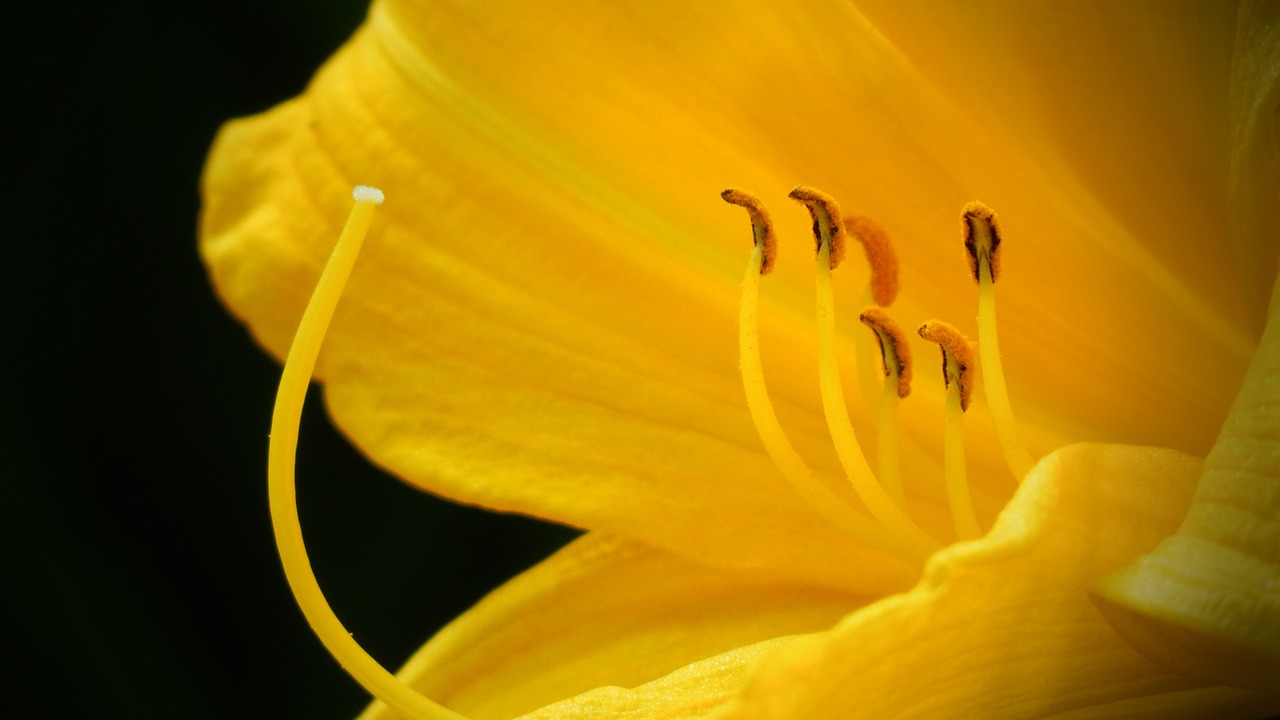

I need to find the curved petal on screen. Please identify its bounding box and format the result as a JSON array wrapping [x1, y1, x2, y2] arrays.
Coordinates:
[[201, 1, 1256, 575], [513, 639, 796, 720], [509, 654, 1273, 720], [357, 532, 865, 720], [714, 443, 1280, 718]]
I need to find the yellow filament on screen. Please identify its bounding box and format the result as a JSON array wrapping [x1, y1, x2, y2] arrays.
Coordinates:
[[977, 255, 1036, 481], [737, 245, 899, 555], [942, 380, 980, 540], [267, 188, 468, 720], [876, 369, 906, 510], [813, 243, 939, 560], [853, 286, 880, 409]]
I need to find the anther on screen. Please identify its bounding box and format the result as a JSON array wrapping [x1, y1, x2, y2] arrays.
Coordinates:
[[918, 319, 981, 540], [846, 216, 899, 306], [962, 201, 1001, 283], [859, 306, 912, 399], [917, 320, 976, 411], [721, 189, 778, 274], [788, 185, 846, 269]]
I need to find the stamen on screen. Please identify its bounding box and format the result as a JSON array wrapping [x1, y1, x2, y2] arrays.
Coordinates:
[[918, 321, 981, 540], [267, 187, 468, 720], [859, 306, 911, 509], [722, 190, 898, 556], [845, 216, 898, 307], [962, 201, 1035, 481], [790, 187, 940, 560]]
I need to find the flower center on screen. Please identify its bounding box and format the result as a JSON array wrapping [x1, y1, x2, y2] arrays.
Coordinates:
[[722, 186, 1036, 565], [266, 185, 1042, 715]]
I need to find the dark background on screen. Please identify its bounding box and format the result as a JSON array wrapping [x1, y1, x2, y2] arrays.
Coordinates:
[[7, 2, 577, 717]]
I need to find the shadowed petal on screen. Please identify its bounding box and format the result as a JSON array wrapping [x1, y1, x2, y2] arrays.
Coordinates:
[[357, 533, 865, 720]]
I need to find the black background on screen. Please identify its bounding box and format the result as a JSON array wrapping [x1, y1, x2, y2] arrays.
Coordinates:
[[7, 2, 577, 717]]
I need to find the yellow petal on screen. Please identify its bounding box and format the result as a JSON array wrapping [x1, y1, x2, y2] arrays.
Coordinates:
[[512, 639, 796, 720], [357, 533, 864, 720], [713, 443, 1280, 718], [201, 1, 1257, 573], [851, 0, 1266, 460], [364, 0, 1257, 457], [859, 0, 1247, 321], [511, 640, 793, 720]]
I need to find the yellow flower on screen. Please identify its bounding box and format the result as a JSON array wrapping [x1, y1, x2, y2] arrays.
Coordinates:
[[200, 1, 1280, 718]]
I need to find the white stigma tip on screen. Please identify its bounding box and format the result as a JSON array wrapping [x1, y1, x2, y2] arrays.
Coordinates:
[[352, 185, 385, 205]]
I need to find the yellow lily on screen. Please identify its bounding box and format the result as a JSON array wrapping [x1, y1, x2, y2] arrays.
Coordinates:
[[200, 1, 1280, 718]]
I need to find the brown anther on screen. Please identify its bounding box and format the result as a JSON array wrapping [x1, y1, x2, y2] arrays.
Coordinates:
[[846, 215, 899, 306], [721, 189, 778, 274], [917, 320, 977, 411], [859, 306, 912, 398], [962, 201, 1002, 283], [788, 185, 846, 269]]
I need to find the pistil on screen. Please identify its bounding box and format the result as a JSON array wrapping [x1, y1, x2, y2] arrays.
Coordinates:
[[268, 186, 468, 720]]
